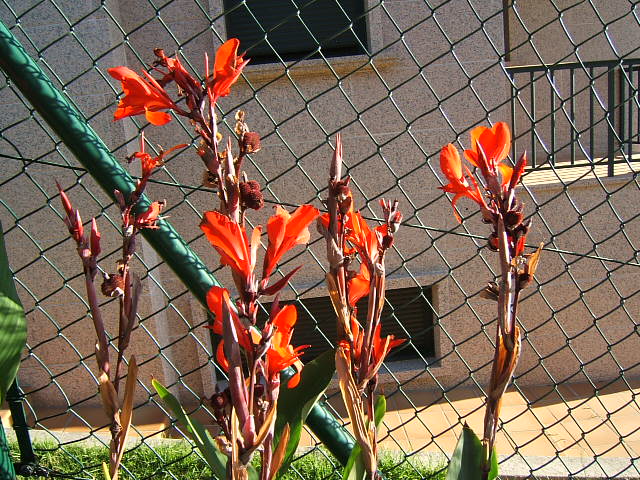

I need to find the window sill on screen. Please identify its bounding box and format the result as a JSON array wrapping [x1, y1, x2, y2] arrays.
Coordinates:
[[521, 157, 639, 192], [240, 53, 399, 83]]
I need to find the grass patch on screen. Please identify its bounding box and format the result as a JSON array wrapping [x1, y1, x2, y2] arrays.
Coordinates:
[[10, 441, 446, 479]]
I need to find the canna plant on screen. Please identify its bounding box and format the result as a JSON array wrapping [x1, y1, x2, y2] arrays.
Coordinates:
[[56, 133, 182, 479], [109, 39, 335, 480], [438, 122, 542, 480], [317, 135, 405, 480]]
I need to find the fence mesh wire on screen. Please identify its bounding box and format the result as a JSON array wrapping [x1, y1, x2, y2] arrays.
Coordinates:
[[1, 0, 640, 478]]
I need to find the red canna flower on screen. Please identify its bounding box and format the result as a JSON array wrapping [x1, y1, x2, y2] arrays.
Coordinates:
[[200, 210, 261, 280], [266, 304, 308, 388], [263, 205, 320, 280], [108, 66, 177, 126], [439, 143, 485, 222], [464, 122, 511, 173], [208, 38, 250, 102], [205, 286, 253, 371], [134, 201, 165, 229]]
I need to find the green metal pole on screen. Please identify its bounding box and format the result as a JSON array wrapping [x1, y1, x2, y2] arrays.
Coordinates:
[[0, 20, 354, 465], [0, 419, 15, 480]]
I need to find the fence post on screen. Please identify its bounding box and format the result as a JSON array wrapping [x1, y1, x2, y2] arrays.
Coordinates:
[[0, 19, 355, 466], [0, 419, 15, 480]]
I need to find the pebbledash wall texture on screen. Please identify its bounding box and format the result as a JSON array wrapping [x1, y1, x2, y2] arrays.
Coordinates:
[[1, 0, 639, 419]]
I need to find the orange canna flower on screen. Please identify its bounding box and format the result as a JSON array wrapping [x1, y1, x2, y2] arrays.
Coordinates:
[[132, 134, 187, 178], [345, 211, 386, 265], [345, 316, 405, 378], [263, 204, 320, 279], [348, 263, 370, 307], [439, 144, 485, 222], [463, 122, 514, 187], [108, 66, 177, 126], [200, 210, 260, 280], [464, 122, 511, 172], [205, 286, 253, 371], [266, 304, 308, 388], [209, 38, 250, 102]]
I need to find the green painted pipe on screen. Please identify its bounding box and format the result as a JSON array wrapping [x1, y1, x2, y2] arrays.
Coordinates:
[[0, 20, 354, 468]]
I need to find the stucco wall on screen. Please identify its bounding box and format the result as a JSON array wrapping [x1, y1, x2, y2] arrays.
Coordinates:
[[0, 0, 638, 419]]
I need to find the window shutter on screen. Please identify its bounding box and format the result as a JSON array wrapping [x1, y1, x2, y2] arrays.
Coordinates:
[[223, 0, 368, 64]]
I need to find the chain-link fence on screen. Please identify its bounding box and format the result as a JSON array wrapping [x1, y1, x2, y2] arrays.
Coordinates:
[[1, 0, 640, 478]]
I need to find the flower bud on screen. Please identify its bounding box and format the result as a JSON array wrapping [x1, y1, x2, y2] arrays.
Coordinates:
[[90, 218, 101, 257]]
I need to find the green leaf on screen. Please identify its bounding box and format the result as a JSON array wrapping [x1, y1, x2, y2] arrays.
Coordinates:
[[373, 394, 386, 428], [342, 443, 365, 480], [153, 379, 227, 479], [247, 464, 259, 480], [274, 349, 335, 478], [488, 446, 499, 480], [0, 225, 26, 405], [101, 462, 111, 480], [446, 424, 499, 480], [342, 394, 387, 480]]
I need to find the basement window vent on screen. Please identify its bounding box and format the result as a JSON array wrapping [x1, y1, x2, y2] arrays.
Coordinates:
[[256, 286, 436, 363], [223, 0, 369, 65]]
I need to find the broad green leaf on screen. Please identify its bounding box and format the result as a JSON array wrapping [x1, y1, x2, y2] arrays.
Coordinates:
[[342, 394, 387, 480], [274, 349, 335, 478], [446, 424, 499, 480], [153, 379, 227, 479], [0, 225, 26, 405]]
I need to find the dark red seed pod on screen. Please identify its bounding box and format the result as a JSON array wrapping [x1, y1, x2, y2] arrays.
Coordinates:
[[240, 131, 261, 155], [101, 273, 125, 298], [518, 273, 533, 290], [210, 392, 227, 410], [239, 180, 264, 210], [505, 210, 524, 228]]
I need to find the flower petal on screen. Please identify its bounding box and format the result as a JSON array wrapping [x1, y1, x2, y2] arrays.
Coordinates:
[[145, 109, 172, 126]]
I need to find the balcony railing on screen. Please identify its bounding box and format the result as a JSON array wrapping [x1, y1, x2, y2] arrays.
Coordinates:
[[506, 59, 640, 176]]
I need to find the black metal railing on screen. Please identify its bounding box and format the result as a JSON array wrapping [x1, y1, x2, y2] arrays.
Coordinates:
[[506, 59, 640, 176]]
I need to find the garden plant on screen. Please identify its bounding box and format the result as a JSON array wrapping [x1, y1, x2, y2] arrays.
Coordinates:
[[49, 37, 544, 480]]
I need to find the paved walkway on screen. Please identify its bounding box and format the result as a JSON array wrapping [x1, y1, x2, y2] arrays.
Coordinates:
[[3, 379, 639, 460]]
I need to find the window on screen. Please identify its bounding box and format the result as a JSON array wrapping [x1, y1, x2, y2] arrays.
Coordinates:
[[223, 0, 369, 64], [258, 286, 436, 363]]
